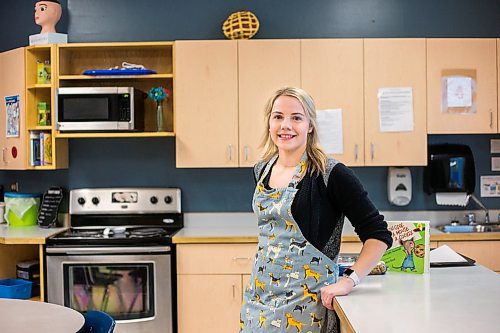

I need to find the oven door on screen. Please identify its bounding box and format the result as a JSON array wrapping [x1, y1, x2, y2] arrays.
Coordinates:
[[46, 246, 172, 333]]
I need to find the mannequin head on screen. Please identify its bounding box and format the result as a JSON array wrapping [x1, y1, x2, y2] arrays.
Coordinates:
[[34, 0, 62, 33]]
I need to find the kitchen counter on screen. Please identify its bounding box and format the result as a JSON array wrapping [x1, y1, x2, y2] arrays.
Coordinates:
[[0, 225, 67, 302], [0, 225, 67, 244], [333, 265, 500, 333], [172, 221, 500, 243]]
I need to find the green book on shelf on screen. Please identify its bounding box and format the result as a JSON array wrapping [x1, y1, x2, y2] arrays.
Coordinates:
[[382, 221, 430, 274]]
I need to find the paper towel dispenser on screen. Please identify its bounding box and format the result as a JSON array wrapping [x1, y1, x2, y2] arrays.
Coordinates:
[[424, 144, 475, 194]]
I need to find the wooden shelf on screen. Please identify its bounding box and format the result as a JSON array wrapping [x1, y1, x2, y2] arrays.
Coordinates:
[[29, 165, 55, 170], [57, 41, 174, 49], [59, 74, 173, 80], [54, 131, 175, 138], [26, 45, 52, 51], [28, 126, 53, 131], [27, 83, 52, 89]]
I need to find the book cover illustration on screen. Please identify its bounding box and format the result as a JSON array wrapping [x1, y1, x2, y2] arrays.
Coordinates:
[[382, 221, 430, 274]]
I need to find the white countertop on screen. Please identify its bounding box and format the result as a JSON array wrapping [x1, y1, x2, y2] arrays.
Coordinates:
[[0, 225, 67, 244], [174, 213, 451, 242], [335, 265, 500, 333]]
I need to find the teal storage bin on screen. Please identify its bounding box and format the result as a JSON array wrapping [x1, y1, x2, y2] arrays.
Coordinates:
[[0, 279, 33, 299]]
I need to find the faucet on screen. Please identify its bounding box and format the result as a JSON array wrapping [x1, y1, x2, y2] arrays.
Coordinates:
[[466, 194, 490, 224]]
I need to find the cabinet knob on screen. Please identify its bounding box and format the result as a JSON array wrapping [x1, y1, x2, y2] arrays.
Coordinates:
[[228, 144, 233, 161], [244, 145, 249, 161], [371, 143, 375, 161], [354, 144, 358, 161]]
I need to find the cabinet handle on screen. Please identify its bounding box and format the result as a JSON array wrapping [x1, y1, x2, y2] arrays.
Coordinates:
[[354, 144, 358, 161], [232, 257, 251, 261], [371, 143, 375, 161], [2, 148, 6, 163], [244, 145, 249, 161], [490, 111, 493, 128], [232, 284, 236, 299], [228, 144, 233, 161]]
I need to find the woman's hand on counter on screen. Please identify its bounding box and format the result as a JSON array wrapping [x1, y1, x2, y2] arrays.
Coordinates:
[[320, 277, 354, 310]]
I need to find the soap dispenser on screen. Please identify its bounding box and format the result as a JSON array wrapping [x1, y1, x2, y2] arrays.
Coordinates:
[[387, 167, 412, 206]]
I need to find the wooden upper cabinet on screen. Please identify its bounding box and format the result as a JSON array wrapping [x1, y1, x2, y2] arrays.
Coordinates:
[[238, 40, 301, 167], [174, 40, 239, 168], [364, 39, 427, 166], [0, 47, 27, 170], [427, 38, 498, 134], [301, 39, 364, 166]]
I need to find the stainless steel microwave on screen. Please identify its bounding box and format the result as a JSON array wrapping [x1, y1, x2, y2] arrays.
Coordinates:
[[56, 87, 144, 131]]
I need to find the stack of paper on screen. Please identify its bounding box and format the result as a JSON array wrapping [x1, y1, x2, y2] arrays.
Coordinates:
[[430, 245, 467, 263]]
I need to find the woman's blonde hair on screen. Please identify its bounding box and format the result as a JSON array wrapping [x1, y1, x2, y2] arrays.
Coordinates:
[[260, 87, 328, 175]]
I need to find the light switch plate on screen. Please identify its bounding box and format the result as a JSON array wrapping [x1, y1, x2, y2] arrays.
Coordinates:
[[492, 157, 500, 171], [480, 175, 500, 197], [491, 139, 500, 154]]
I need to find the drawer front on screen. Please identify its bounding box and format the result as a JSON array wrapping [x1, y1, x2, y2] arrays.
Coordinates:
[[177, 243, 257, 274]]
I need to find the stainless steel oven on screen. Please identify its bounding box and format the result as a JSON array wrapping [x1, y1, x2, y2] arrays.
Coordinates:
[[46, 188, 182, 333]]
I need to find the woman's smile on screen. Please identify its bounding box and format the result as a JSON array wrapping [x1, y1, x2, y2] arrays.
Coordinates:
[[278, 133, 297, 140]]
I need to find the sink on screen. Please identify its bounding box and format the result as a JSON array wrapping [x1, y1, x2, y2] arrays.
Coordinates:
[[440, 223, 500, 233]]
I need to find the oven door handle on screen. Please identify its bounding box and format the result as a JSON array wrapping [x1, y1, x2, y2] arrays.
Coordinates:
[[46, 246, 171, 255]]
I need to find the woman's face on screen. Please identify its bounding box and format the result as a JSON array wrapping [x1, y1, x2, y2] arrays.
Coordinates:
[[269, 95, 311, 154]]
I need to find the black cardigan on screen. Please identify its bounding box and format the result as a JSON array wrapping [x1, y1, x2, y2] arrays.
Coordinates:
[[259, 161, 393, 253]]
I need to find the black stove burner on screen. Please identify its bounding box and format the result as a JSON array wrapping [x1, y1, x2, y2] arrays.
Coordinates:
[[129, 228, 168, 238], [68, 229, 103, 237]]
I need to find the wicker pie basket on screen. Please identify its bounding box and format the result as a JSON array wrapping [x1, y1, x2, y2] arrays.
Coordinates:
[[222, 11, 260, 40]]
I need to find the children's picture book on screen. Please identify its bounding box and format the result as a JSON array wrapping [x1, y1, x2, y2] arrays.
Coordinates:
[[381, 221, 430, 274]]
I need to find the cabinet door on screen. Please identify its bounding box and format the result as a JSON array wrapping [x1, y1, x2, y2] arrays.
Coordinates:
[[427, 38, 498, 134], [238, 40, 301, 167], [174, 40, 239, 167], [177, 274, 242, 333], [437, 241, 500, 272], [0, 47, 26, 169], [301, 39, 364, 166], [364, 39, 427, 166]]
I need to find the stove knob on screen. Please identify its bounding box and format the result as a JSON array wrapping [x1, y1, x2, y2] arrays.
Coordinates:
[[164, 196, 172, 204], [150, 196, 158, 204], [91, 197, 100, 205], [77, 197, 86, 205]]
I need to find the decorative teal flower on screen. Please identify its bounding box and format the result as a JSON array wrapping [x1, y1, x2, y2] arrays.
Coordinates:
[[148, 86, 169, 102]]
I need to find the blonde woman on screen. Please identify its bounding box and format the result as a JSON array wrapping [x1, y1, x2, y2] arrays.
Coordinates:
[[240, 87, 392, 332]]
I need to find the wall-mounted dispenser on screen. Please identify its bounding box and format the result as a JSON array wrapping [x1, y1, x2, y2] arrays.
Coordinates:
[[387, 167, 412, 206], [424, 144, 475, 206]]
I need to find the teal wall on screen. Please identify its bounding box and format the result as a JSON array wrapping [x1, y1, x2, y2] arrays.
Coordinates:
[[0, 0, 499, 212]]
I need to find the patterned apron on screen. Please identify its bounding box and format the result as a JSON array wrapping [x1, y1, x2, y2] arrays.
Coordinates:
[[240, 155, 338, 333]]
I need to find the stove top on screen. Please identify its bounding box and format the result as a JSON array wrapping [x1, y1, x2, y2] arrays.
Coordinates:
[[48, 226, 180, 246], [57, 226, 172, 239], [46, 188, 183, 247]]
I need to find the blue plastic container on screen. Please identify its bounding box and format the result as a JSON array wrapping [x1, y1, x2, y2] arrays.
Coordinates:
[[0, 279, 33, 299]]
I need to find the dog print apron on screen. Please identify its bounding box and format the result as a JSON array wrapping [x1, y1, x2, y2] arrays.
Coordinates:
[[240, 155, 338, 333]]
